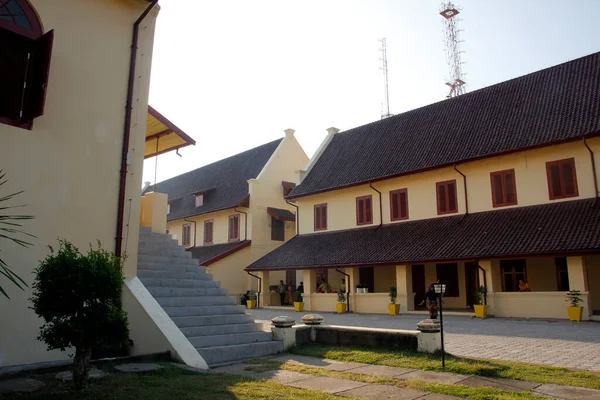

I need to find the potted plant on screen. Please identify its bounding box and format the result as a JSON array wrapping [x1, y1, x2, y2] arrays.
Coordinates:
[[246, 290, 257, 309], [473, 286, 488, 318], [388, 286, 400, 315], [336, 291, 347, 313], [566, 290, 584, 321], [356, 284, 367, 293], [294, 291, 304, 312]]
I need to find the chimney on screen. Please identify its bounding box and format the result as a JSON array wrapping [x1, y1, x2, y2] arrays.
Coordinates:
[[143, 181, 151, 191], [284, 128, 295, 138], [327, 127, 340, 135]]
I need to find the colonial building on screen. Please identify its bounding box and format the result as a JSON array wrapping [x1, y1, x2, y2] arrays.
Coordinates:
[[246, 52, 600, 320]]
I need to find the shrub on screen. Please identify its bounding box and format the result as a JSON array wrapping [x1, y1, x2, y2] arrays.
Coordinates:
[[389, 286, 397, 304], [337, 291, 346, 303], [30, 240, 129, 389]]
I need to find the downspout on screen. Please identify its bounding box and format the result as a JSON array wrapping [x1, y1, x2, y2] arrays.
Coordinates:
[[246, 271, 262, 308], [183, 217, 196, 247], [474, 261, 488, 306], [453, 165, 469, 215], [235, 207, 248, 240], [286, 200, 299, 235], [116, 0, 159, 258], [335, 268, 351, 312], [368, 183, 383, 228], [583, 138, 599, 208]]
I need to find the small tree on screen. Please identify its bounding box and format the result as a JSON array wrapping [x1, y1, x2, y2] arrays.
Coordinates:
[[337, 291, 346, 304], [30, 240, 129, 389], [475, 286, 487, 306], [389, 286, 397, 304], [566, 290, 583, 307]]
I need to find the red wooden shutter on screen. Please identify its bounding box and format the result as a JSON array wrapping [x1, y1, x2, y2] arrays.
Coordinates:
[[22, 30, 53, 120], [447, 181, 457, 212], [357, 198, 365, 224], [391, 192, 399, 220], [315, 205, 321, 230], [504, 171, 516, 204], [365, 197, 372, 223], [562, 162, 576, 195], [491, 173, 504, 206], [549, 164, 562, 198], [321, 205, 327, 229], [399, 191, 407, 218]]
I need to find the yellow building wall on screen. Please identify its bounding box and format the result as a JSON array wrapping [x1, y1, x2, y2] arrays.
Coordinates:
[[374, 265, 396, 293], [297, 139, 600, 234], [167, 208, 249, 247], [204, 247, 252, 300], [525, 258, 559, 292], [586, 255, 600, 312], [0, 0, 156, 367]]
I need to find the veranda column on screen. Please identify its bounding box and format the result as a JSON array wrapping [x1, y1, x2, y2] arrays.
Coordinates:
[[303, 269, 317, 311], [477, 261, 497, 315], [567, 256, 590, 319], [258, 271, 270, 307], [395, 265, 413, 313], [345, 267, 359, 312]]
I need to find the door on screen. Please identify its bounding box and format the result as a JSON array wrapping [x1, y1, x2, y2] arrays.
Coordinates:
[[465, 262, 480, 307], [412, 264, 426, 309], [359, 267, 374, 293], [286, 270, 296, 289]]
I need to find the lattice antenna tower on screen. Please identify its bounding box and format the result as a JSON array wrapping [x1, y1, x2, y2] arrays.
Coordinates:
[[379, 38, 393, 119], [440, 2, 466, 98]]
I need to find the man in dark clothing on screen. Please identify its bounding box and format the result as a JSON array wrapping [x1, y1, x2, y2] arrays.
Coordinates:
[[297, 282, 304, 294], [278, 280, 286, 305]]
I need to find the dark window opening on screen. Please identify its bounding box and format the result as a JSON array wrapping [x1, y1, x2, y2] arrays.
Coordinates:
[[436, 263, 459, 297], [491, 169, 518, 207], [271, 216, 284, 241], [436, 180, 458, 215], [314, 203, 327, 231], [546, 158, 578, 200], [390, 188, 408, 221], [359, 266, 374, 293], [555, 257, 570, 292], [204, 220, 213, 245], [356, 195, 373, 225], [500, 259, 527, 292]]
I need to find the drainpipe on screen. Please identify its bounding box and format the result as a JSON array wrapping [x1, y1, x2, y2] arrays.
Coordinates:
[[453, 165, 469, 215], [368, 183, 382, 228], [474, 261, 488, 306], [235, 207, 248, 240], [335, 268, 351, 312], [246, 271, 262, 308], [183, 217, 196, 247], [286, 200, 299, 235], [115, 0, 159, 258], [583, 138, 599, 208]]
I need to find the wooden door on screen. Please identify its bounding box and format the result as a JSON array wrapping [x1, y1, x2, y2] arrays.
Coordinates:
[[465, 262, 480, 307], [412, 264, 426, 309]]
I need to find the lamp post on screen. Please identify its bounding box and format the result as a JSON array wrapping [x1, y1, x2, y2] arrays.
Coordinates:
[[433, 281, 446, 368]]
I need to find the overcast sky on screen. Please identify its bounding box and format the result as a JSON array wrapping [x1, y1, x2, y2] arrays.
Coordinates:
[[143, 0, 600, 185]]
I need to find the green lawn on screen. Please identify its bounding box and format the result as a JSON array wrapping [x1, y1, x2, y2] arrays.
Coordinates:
[[291, 344, 600, 390], [3, 364, 344, 400]]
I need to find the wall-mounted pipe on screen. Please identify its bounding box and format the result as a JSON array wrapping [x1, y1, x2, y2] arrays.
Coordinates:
[[235, 207, 248, 240], [583, 138, 599, 208], [335, 268, 351, 312], [246, 271, 262, 308], [116, 0, 159, 258], [453, 165, 468, 215], [183, 217, 196, 247], [286, 200, 300, 236], [369, 183, 383, 228]]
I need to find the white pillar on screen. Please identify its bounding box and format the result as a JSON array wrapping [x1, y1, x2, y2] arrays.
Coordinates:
[[303, 269, 317, 311], [395, 265, 413, 312], [258, 271, 270, 307], [567, 256, 591, 319], [478, 261, 496, 315]]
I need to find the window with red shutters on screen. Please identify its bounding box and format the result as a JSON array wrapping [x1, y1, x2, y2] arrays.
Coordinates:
[[314, 203, 327, 231], [356, 195, 373, 225], [228, 214, 240, 241], [182, 224, 191, 247], [390, 189, 408, 221], [204, 220, 213, 245], [436, 180, 458, 215], [271, 216, 285, 241], [490, 169, 518, 207], [546, 158, 578, 200]]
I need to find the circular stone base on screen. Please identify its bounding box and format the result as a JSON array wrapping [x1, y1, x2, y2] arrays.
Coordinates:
[[416, 318, 441, 332], [301, 314, 324, 325], [0, 378, 45, 395], [271, 316, 295, 328], [55, 368, 107, 381], [114, 363, 164, 373]]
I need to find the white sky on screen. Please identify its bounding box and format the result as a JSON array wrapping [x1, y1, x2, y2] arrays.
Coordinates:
[[143, 0, 600, 185]]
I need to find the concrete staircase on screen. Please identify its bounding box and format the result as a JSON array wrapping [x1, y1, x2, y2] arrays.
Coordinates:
[[137, 227, 283, 366]]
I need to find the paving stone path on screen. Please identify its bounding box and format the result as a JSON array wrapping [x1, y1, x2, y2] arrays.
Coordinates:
[[212, 354, 600, 400], [248, 309, 600, 372]]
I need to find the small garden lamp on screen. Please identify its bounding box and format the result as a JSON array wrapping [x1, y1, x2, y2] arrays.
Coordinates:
[[433, 281, 446, 368]]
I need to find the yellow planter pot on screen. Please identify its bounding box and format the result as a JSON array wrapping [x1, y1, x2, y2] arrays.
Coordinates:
[[246, 300, 257, 309], [568, 306, 583, 321], [336, 303, 347, 313], [294, 302, 304, 312], [474, 305, 488, 318], [388, 304, 400, 315]]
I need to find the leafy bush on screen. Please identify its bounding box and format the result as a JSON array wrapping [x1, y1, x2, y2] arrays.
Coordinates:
[[389, 286, 397, 304], [337, 291, 346, 303], [475, 286, 487, 305], [30, 240, 129, 389], [566, 290, 583, 307]]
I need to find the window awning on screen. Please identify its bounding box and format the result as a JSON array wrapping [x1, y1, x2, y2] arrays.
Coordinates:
[[144, 106, 196, 159], [267, 207, 296, 222]]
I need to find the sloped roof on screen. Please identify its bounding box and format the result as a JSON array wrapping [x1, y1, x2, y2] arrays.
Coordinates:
[[289, 52, 600, 199], [187, 241, 250, 266], [267, 207, 296, 221], [145, 106, 195, 159], [246, 199, 600, 270], [146, 139, 282, 220]]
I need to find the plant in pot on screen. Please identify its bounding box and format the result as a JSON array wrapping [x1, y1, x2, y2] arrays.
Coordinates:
[[246, 290, 257, 309], [473, 286, 488, 318], [294, 291, 304, 312], [356, 283, 367, 293], [388, 286, 400, 315], [566, 290, 584, 321], [336, 291, 347, 313]]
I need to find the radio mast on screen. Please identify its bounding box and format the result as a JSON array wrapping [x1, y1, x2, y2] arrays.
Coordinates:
[[440, 3, 466, 98], [379, 38, 393, 119]]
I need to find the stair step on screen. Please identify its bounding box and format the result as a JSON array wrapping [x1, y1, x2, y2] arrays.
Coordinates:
[[138, 255, 199, 266], [137, 262, 205, 273], [145, 286, 228, 297], [197, 341, 284, 366], [172, 313, 253, 328], [164, 305, 246, 317], [180, 322, 262, 337], [155, 296, 235, 307], [137, 270, 213, 280], [140, 278, 220, 289], [189, 332, 273, 348]]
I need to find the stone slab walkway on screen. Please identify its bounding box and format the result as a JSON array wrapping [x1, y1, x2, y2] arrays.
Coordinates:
[[247, 308, 600, 372], [211, 354, 600, 400]]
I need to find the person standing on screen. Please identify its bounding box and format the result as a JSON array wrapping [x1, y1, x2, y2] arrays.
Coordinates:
[[419, 284, 439, 319], [297, 282, 304, 294], [278, 280, 286, 306]]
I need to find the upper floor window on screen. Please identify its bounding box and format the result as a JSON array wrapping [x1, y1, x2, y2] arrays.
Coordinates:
[[314, 203, 327, 231], [182, 224, 191, 247], [490, 169, 517, 207], [195, 194, 204, 207], [390, 189, 408, 221], [271, 217, 284, 241], [204, 220, 213, 245], [546, 158, 578, 200], [228, 214, 240, 241], [356, 195, 373, 225], [1, 0, 53, 130], [436, 180, 457, 215]]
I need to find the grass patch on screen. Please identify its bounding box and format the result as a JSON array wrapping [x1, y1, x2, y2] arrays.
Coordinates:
[[2, 363, 344, 400], [291, 344, 600, 390]]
